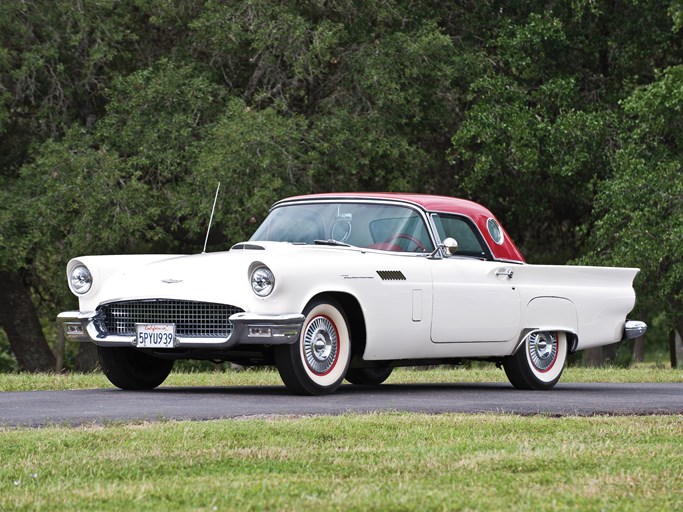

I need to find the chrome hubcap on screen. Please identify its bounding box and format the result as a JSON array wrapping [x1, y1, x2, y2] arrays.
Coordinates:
[[303, 316, 338, 374], [528, 332, 558, 372]]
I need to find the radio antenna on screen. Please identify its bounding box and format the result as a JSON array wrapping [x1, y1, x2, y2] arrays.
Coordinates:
[[202, 182, 221, 254]]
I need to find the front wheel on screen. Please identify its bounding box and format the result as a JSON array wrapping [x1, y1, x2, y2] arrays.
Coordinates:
[[503, 331, 567, 390], [97, 346, 174, 390], [274, 298, 351, 395]]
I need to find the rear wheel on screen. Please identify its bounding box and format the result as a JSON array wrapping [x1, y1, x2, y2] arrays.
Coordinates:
[[503, 331, 567, 390], [275, 298, 351, 395], [97, 346, 174, 390], [345, 367, 393, 386]]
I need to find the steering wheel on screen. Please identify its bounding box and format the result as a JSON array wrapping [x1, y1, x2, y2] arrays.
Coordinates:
[[385, 233, 428, 252]]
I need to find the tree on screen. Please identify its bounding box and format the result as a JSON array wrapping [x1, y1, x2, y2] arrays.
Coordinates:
[[449, 1, 681, 263], [582, 65, 683, 347], [0, 0, 198, 369], [1, 1, 681, 370]]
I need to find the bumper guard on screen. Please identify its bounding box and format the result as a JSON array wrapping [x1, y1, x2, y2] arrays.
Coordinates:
[[622, 320, 648, 340]]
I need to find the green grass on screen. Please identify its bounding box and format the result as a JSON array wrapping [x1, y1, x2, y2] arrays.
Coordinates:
[[0, 365, 681, 392], [2, 367, 681, 510], [1, 413, 682, 511]]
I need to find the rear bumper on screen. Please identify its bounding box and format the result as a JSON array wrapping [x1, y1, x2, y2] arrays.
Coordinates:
[[57, 310, 304, 348], [622, 320, 648, 340]]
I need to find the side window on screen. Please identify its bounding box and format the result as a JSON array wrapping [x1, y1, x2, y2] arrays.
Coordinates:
[[369, 213, 434, 253], [432, 214, 489, 258]]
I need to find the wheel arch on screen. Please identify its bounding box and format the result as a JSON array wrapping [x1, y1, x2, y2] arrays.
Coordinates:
[[518, 296, 578, 354], [305, 291, 366, 359], [511, 328, 578, 356]]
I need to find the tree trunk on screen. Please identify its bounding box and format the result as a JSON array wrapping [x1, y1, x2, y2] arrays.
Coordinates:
[[671, 318, 683, 369], [603, 342, 619, 364], [0, 270, 56, 371], [676, 318, 683, 367], [670, 329, 678, 369], [583, 346, 604, 367], [55, 328, 65, 373], [632, 335, 645, 363], [75, 343, 99, 372]]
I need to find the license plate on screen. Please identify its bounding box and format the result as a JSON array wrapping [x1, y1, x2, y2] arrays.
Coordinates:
[[135, 324, 175, 348]]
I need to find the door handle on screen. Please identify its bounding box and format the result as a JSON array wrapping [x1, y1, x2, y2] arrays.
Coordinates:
[[495, 269, 514, 279]]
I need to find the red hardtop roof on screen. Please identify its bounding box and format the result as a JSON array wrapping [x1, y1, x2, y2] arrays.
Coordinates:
[[278, 192, 492, 217], [276, 192, 526, 262]]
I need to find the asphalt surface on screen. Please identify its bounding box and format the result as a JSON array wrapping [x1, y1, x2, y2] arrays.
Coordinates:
[[1, 382, 682, 427]]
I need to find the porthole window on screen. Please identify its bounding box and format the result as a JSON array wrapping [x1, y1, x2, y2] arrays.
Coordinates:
[[487, 218, 504, 245]]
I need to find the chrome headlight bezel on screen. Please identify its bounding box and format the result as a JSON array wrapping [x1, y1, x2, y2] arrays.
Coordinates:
[[69, 264, 93, 295], [250, 266, 275, 297]]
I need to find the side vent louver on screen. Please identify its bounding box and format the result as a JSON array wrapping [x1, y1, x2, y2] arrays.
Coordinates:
[[377, 270, 406, 281]]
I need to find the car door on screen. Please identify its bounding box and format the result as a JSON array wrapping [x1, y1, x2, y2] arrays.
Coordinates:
[[429, 214, 521, 343]]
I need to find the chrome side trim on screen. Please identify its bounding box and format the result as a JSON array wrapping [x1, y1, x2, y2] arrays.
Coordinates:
[[623, 320, 647, 340]]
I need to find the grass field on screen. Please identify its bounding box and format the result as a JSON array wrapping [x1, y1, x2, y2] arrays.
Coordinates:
[[2, 413, 682, 511], [0, 365, 681, 392], [2, 367, 681, 510]]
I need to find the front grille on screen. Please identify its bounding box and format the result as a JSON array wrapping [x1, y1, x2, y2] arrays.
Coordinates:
[[96, 300, 243, 338]]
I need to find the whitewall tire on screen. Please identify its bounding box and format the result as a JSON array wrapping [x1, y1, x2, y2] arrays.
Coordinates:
[[275, 298, 351, 395], [503, 331, 567, 390]]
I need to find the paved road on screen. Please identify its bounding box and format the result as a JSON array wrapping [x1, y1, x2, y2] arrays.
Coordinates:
[[1, 382, 681, 427]]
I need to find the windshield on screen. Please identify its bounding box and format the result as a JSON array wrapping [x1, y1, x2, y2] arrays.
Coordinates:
[[250, 202, 434, 253]]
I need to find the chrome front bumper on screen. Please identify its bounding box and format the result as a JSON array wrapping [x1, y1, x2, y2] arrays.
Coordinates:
[[57, 310, 304, 348]]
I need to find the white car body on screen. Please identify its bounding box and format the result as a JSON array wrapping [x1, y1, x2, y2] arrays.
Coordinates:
[[58, 193, 646, 394]]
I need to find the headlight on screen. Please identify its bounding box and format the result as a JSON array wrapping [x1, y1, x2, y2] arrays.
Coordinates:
[[69, 265, 93, 294], [250, 266, 275, 297]]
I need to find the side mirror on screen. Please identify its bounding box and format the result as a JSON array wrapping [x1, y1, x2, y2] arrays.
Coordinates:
[[443, 237, 458, 255], [428, 237, 459, 259]]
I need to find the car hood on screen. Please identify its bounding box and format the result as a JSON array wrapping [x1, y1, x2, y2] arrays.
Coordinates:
[[77, 242, 358, 311]]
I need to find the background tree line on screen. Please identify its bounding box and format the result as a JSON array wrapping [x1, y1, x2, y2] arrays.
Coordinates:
[[0, 0, 681, 371]]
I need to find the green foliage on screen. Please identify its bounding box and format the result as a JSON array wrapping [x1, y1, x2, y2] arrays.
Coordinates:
[[0, 329, 19, 373], [672, 0, 683, 32], [451, 72, 615, 262], [188, 97, 309, 248], [583, 66, 683, 321], [1, 0, 682, 367], [96, 60, 225, 186]]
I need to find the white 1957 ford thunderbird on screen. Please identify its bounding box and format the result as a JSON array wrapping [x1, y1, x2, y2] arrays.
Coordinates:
[[58, 193, 646, 394]]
